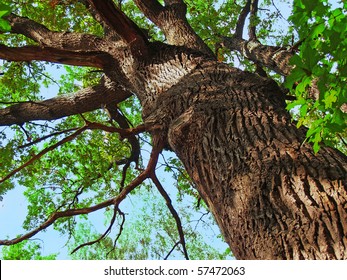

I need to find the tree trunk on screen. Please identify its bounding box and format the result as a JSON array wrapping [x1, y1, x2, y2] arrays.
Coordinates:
[[142, 58, 347, 260]]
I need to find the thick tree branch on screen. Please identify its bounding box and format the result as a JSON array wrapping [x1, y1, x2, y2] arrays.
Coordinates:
[[86, 0, 149, 56], [0, 79, 132, 126], [134, 0, 214, 57], [6, 14, 104, 52], [222, 36, 293, 76], [0, 44, 109, 68]]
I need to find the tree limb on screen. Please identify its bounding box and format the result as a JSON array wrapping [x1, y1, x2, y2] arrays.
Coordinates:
[[134, 0, 214, 57], [0, 79, 132, 126], [6, 14, 104, 52], [222, 37, 294, 76], [86, 0, 149, 56], [234, 0, 251, 39], [0, 44, 109, 68]]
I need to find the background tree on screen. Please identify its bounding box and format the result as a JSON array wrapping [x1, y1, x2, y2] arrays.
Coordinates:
[[0, 0, 346, 260]]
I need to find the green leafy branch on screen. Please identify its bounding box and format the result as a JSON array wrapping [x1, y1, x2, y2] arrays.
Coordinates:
[[286, 0, 347, 153]]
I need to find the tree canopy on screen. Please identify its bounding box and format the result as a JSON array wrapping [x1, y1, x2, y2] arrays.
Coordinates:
[[0, 0, 346, 259]]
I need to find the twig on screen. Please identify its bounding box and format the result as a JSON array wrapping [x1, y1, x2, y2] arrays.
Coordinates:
[[18, 127, 80, 149], [164, 241, 180, 260], [0, 125, 88, 184], [0, 132, 164, 246], [151, 173, 189, 260], [71, 206, 118, 254]]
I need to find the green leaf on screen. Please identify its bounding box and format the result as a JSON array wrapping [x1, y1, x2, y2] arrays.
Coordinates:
[[311, 22, 325, 38], [323, 90, 338, 108], [0, 18, 10, 32], [299, 104, 308, 117], [0, 3, 11, 17]]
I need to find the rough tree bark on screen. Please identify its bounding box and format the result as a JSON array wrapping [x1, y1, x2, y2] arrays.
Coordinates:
[[0, 0, 346, 259]]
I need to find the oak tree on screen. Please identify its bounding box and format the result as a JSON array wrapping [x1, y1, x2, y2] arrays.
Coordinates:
[[0, 0, 346, 259]]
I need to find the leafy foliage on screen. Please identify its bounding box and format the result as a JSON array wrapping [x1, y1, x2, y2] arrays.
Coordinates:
[[286, 0, 347, 153], [1, 239, 57, 260], [0, 2, 11, 32], [68, 187, 230, 260]]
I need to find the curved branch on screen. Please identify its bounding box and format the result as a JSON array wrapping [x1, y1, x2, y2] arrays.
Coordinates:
[[0, 131, 163, 246], [0, 79, 132, 126], [151, 173, 189, 260], [71, 206, 119, 254], [234, 0, 251, 39], [6, 14, 104, 52], [0, 126, 88, 184], [0, 44, 109, 68]]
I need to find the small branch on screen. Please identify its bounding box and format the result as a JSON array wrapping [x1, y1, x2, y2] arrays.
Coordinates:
[[18, 127, 80, 149], [151, 173, 189, 260], [164, 241, 180, 260], [0, 132, 164, 246], [71, 206, 119, 254], [248, 0, 259, 40], [234, 0, 251, 39], [0, 126, 88, 184], [86, 121, 148, 138]]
